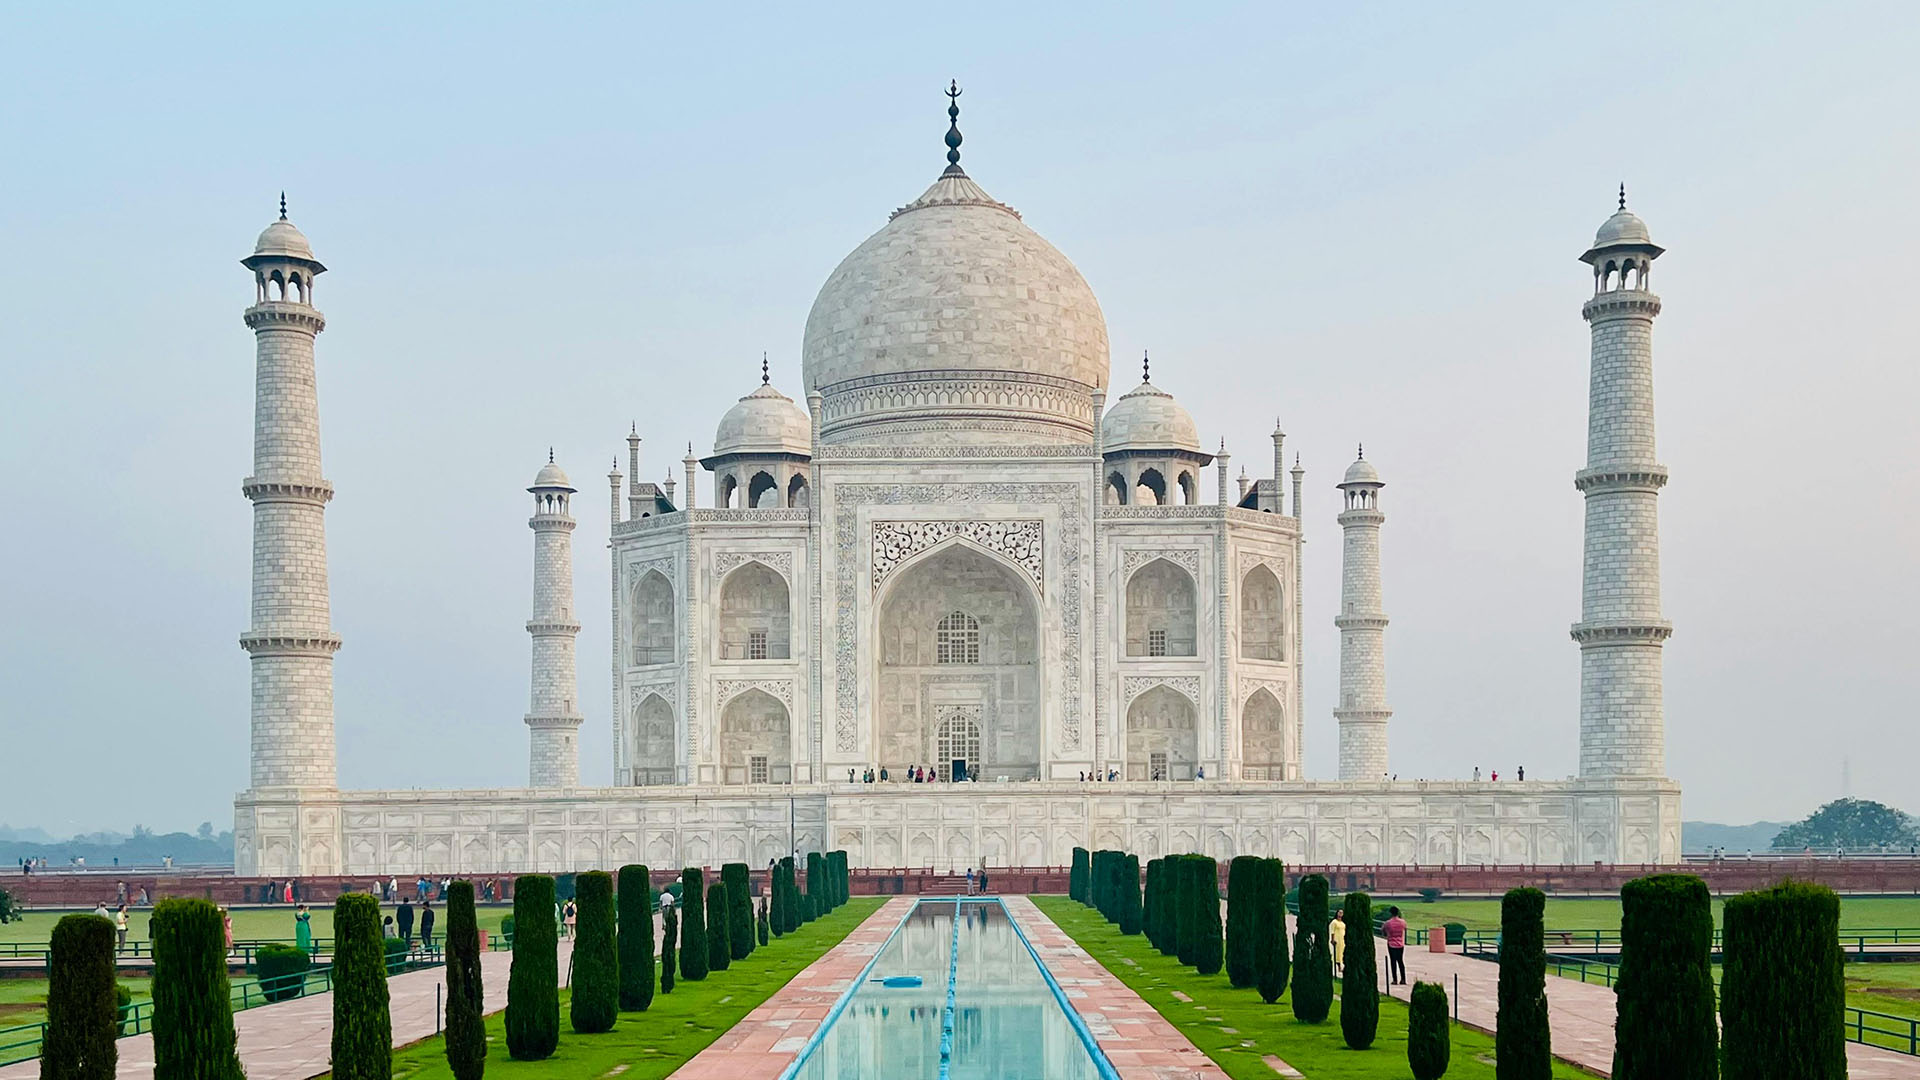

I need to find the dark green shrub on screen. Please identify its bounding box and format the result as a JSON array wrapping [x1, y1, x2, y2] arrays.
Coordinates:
[[723, 863, 753, 960], [616, 865, 654, 1012], [1172, 856, 1195, 964], [1140, 858, 1158, 950], [506, 874, 559, 1060], [250, 943, 310, 1003], [1254, 859, 1290, 1005], [115, 984, 134, 1038], [1291, 874, 1332, 1023], [444, 880, 486, 1080], [1721, 880, 1844, 1080], [1070, 847, 1090, 903], [500, 913, 516, 945], [1614, 874, 1717, 1080], [0, 886, 17, 923], [757, 896, 770, 946], [1116, 854, 1142, 935], [384, 936, 409, 970], [706, 879, 731, 973], [1189, 856, 1222, 976], [770, 859, 787, 938], [1340, 891, 1378, 1049], [44, 913, 118, 1080], [150, 898, 242, 1080], [1408, 980, 1451, 1079], [571, 871, 618, 1034], [1419, 887, 1445, 904], [659, 904, 677, 995], [332, 892, 392, 1080], [1496, 887, 1550, 1080], [678, 869, 709, 981], [1090, 850, 1108, 920], [806, 852, 826, 920], [1225, 855, 1260, 988], [834, 850, 850, 907]]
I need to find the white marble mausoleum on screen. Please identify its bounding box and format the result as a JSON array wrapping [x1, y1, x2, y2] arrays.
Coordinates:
[[233, 96, 1682, 877]]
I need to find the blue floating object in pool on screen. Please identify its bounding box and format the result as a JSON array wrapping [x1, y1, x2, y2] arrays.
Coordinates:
[[878, 975, 923, 988]]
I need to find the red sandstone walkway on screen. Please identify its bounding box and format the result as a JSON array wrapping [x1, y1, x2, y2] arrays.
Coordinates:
[[666, 896, 913, 1079]]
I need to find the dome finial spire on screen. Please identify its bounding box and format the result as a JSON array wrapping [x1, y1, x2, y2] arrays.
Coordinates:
[[762, 351, 769, 384], [278, 192, 288, 221], [943, 80, 965, 174], [1142, 349, 1150, 383], [548, 446, 555, 464], [1357, 442, 1364, 460], [1618, 182, 1627, 211]]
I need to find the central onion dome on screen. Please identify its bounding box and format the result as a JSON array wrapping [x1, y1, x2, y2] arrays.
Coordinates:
[[801, 85, 1110, 445]]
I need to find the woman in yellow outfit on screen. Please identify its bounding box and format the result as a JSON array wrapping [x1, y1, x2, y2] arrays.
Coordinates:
[[1328, 910, 1347, 977]]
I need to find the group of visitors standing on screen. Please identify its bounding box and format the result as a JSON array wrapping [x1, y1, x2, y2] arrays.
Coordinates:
[[1326, 905, 1410, 985], [847, 764, 973, 783]]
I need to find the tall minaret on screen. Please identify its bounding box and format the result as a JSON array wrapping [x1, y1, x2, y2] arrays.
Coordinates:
[[240, 198, 340, 792], [1574, 189, 1670, 778], [526, 452, 584, 787], [1335, 447, 1390, 781]]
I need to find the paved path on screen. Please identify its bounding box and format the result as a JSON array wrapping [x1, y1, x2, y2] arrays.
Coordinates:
[[667, 896, 912, 1080], [1374, 938, 1920, 1079], [1006, 895, 1226, 1079]]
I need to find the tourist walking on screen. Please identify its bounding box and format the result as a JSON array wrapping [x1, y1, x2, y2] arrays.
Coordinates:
[[294, 904, 313, 954], [419, 901, 436, 949], [966, 868, 976, 895], [1383, 906, 1408, 985], [1329, 910, 1347, 977], [563, 898, 577, 939], [115, 905, 130, 951], [223, 910, 235, 954], [397, 897, 415, 944]]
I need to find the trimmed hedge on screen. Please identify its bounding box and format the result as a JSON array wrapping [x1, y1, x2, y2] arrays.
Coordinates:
[[1721, 880, 1844, 1079], [1291, 874, 1332, 1023], [1141, 859, 1162, 952], [679, 868, 709, 981], [1117, 854, 1142, 935], [251, 943, 310, 1003], [571, 871, 618, 1033], [1496, 887, 1551, 1080], [1614, 874, 1718, 1080], [1225, 855, 1260, 989], [806, 852, 826, 920], [332, 892, 392, 1080], [723, 863, 753, 961], [658, 904, 677, 995], [444, 880, 486, 1080], [1253, 858, 1290, 1005], [757, 895, 770, 946], [44, 913, 118, 1080], [1408, 980, 1451, 1080], [1340, 891, 1378, 1049], [151, 898, 242, 1080], [705, 879, 732, 973], [616, 865, 654, 1012], [770, 858, 788, 937], [1189, 855, 1222, 976], [1070, 847, 1090, 904], [506, 874, 560, 1060]]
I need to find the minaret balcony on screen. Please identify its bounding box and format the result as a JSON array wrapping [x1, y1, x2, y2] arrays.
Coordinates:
[[242, 478, 334, 505], [1573, 465, 1668, 493], [1581, 291, 1661, 321], [1334, 614, 1389, 631], [243, 304, 326, 333], [525, 619, 582, 635], [1569, 620, 1673, 644], [239, 631, 342, 656]]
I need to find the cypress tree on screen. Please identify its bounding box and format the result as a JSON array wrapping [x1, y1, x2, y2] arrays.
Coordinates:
[[770, 861, 787, 938], [1291, 874, 1332, 1023], [1407, 980, 1451, 1080], [1174, 856, 1198, 965], [43, 912, 118, 1080], [570, 871, 618, 1034], [1225, 855, 1260, 988], [1155, 859, 1179, 956], [615, 865, 654, 1012], [1722, 880, 1844, 1080], [722, 863, 753, 960], [1191, 856, 1223, 976], [1495, 886, 1551, 1080], [1141, 859, 1161, 951], [678, 869, 709, 981], [1070, 847, 1090, 903], [1117, 854, 1142, 935], [658, 904, 677, 995], [331, 892, 392, 1079], [1613, 874, 1718, 1080], [444, 881, 486, 1080], [757, 895, 771, 946], [1090, 850, 1108, 921], [705, 880, 732, 972], [150, 898, 242, 1080], [1253, 858, 1290, 1005], [806, 852, 826, 918], [1340, 891, 1378, 1049], [506, 874, 559, 1060]]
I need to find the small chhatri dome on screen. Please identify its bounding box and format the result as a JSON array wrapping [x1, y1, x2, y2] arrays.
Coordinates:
[[1582, 185, 1663, 263], [1101, 354, 1201, 454], [531, 453, 575, 491], [713, 376, 812, 458], [1340, 448, 1381, 487], [244, 194, 326, 274]]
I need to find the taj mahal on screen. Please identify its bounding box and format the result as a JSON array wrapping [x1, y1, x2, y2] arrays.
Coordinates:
[[232, 90, 1681, 877]]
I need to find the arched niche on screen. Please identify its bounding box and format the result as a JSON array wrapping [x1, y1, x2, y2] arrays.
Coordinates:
[[630, 570, 675, 666], [788, 474, 810, 508], [1125, 685, 1196, 780], [875, 542, 1041, 780], [1135, 467, 1167, 506], [630, 692, 675, 785], [718, 561, 790, 660], [720, 688, 790, 783], [748, 471, 778, 508], [1125, 558, 1197, 657], [1105, 472, 1128, 505], [1241, 688, 1287, 780], [1239, 563, 1285, 661]]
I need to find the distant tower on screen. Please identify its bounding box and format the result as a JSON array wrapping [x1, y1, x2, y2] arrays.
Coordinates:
[[1575, 189, 1670, 778], [1335, 448, 1390, 780], [240, 198, 340, 791], [526, 453, 583, 787]]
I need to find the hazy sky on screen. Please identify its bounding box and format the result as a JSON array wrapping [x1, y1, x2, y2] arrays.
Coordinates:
[[3, 5, 1915, 837]]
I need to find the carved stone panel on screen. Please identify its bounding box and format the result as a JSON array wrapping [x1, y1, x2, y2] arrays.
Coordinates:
[[872, 520, 1043, 592]]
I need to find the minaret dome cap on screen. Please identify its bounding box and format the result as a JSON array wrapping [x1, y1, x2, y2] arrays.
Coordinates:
[[530, 459, 575, 491], [1340, 456, 1382, 486]]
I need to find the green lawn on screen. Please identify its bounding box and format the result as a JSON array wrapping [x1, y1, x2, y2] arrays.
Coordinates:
[[1033, 897, 1593, 1079], [0, 977, 152, 1032], [0, 904, 517, 946], [366, 898, 884, 1080], [1395, 895, 1920, 933]]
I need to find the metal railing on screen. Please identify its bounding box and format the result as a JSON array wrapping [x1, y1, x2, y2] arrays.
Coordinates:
[[1453, 926, 1920, 955], [0, 948, 443, 1066]]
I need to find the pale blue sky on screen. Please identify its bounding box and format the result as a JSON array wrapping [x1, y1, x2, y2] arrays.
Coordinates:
[[3, 4, 1916, 835]]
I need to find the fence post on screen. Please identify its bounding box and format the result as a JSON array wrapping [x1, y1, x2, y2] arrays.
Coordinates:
[[1453, 973, 1459, 1022]]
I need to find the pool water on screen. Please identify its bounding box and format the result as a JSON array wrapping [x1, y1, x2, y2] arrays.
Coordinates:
[[789, 900, 1108, 1080]]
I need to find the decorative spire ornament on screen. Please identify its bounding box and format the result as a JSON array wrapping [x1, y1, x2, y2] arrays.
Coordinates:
[[1142, 350, 1150, 383], [278, 192, 288, 221], [762, 351, 769, 384], [944, 80, 964, 173], [1619, 182, 1627, 211]]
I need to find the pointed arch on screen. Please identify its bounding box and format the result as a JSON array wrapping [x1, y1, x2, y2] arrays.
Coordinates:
[[748, 470, 778, 508], [1239, 563, 1285, 661], [1135, 467, 1167, 506], [630, 691, 675, 785], [631, 569, 675, 666], [1125, 685, 1196, 780], [718, 561, 790, 660], [1241, 687, 1288, 780], [1125, 557, 1196, 657], [720, 688, 790, 783], [1106, 471, 1128, 505]]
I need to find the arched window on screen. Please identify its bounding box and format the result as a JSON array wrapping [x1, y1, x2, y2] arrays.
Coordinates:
[[1240, 563, 1285, 661], [630, 570, 675, 666], [720, 688, 790, 784], [748, 471, 778, 508], [1126, 685, 1197, 780], [788, 474, 810, 508], [1126, 558, 1197, 657], [1241, 688, 1287, 780], [630, 692, 675, 785], [935, 708, 982, 781], [718, 474, 739, 509], [718, 561, 790, 660], [1136, 468, 1167, 506], [1177, 471, 1198, 505], [1105, 472, 1128, 505], [935, 611, 980, 664]]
